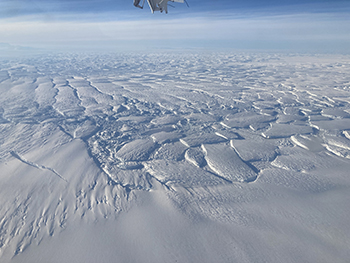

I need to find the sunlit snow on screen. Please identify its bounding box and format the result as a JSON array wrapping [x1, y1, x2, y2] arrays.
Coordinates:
[[0, 53, 350, 263]]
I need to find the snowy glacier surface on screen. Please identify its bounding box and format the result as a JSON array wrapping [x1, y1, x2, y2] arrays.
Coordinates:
[[0, 53, 350, 263]]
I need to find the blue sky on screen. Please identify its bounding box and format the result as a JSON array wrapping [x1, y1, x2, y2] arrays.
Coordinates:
[[1, 0, 349, 16], [0, 0, 350, 53]]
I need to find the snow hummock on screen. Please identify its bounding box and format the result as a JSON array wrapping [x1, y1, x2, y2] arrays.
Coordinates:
[[202, 143, 257, 183]]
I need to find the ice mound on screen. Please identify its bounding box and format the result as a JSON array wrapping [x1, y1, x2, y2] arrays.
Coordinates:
[[323, 134, 350, 158], [34, 78, 57, 109], [202, 144, 257, 183], [311, 119, 350, 131], [150, 115, 182, 125], [291, 135, 324, 152], [262, 123, 314, 138], [180, 133, 226, 147], [73, 119, 98, 139], [213, 129, 241, 140], [323, 134, 350, 150], [117, 115, 153, 124], [321, 108, 350, 118], [141, 125, 176, 136], [153, 141, 187, 161], [150, 131, 183, 144], [231, 138, 278, 162], [221, 111, 275, 129], [53, 84, 85, 118], [276, 113, 307, 124], [115, 138, 157, 162], [145, 160, 227, 187], [186, 112, 218, 123], [271, 147, 339, 172], [102, 164, 151, 190], [184, 147, 206, 167]]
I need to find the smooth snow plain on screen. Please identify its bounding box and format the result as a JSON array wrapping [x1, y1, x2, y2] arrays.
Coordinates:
[[0, 53, 350, 263]]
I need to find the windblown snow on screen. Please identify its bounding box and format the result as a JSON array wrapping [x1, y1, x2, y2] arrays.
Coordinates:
[[0, 53, 350, 263]]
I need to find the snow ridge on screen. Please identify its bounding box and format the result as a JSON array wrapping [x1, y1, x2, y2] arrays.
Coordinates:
[[10, 151, 68, 182]]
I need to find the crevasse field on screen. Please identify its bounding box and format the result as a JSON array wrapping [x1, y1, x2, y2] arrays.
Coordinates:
[[0, 52, 350, 263]]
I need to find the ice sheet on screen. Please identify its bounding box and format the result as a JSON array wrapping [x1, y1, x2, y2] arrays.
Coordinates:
[[1, 53, 350, 263]]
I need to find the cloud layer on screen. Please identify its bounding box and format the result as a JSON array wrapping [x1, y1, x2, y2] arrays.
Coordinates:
[[1, 11, 349, 53]]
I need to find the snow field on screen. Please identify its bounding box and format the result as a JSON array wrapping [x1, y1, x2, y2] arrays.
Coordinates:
[[0, 53, 350, 262]]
